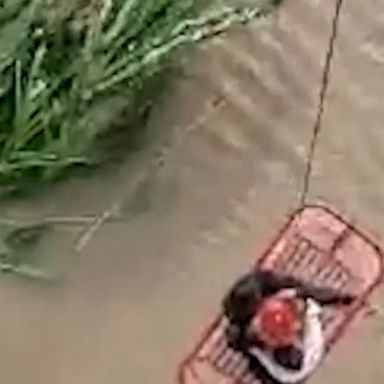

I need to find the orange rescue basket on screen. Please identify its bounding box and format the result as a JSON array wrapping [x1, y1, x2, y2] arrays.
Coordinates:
[[178, 205, 383, 384]]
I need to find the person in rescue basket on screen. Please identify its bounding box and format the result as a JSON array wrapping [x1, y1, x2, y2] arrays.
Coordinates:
[[222, 270, 355, 384]]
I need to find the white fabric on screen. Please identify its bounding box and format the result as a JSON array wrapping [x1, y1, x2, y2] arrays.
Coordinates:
[[249, 299, 325, 383]]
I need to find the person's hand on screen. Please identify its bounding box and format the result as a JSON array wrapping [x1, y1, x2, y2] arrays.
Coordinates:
[[337, 294, 356, 306], [275, 288, 297, 299], [306, 298, 323, 317]]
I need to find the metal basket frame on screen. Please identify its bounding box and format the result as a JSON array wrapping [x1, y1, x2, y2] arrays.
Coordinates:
[[178, 204, 384, 384]]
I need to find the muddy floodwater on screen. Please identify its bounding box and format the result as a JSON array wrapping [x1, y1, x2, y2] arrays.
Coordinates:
[[1, 0, 384, 383]]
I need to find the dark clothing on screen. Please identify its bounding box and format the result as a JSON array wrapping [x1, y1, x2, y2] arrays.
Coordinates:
[[223, 270, 354, 383], [223, 270, 354, 328]]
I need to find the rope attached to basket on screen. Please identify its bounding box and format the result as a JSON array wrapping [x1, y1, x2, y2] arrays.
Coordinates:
[[299, 0, 345, 207]]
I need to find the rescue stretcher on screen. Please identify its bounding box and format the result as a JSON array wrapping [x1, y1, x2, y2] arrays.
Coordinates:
[[178, 205, 384, 384]]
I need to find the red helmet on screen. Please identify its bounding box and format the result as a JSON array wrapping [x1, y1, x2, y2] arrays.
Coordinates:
[[251, 296, 303, 347]]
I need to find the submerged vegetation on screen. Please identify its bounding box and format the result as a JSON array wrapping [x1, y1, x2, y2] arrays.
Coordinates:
[[0, 0, 281, 279], [0, 0, 276, 194]]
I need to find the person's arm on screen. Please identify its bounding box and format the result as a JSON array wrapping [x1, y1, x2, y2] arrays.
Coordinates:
[[256, 270, 355, 306], [296, 284, 355, 305]]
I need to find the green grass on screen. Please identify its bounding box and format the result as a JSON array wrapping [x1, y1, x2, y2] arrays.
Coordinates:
[[0, 0, 277, 195]]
